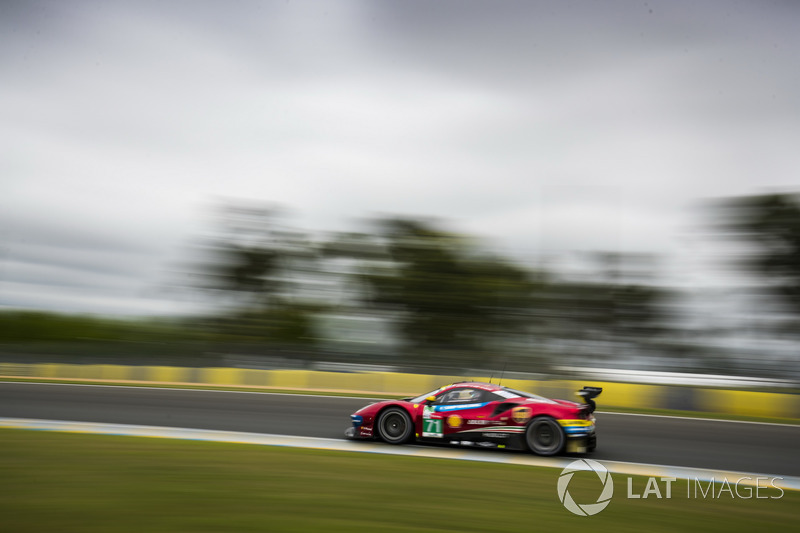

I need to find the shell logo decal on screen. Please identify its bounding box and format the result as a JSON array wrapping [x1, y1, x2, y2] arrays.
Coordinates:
[[511, 406, 532, 424], [447, 414, 463, 428]]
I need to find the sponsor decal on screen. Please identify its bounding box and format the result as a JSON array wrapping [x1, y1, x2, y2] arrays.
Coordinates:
[[467, 419, 502, 425], [557, 418, 595, 435], [558, 419, 593, 427], [447, 414, 463, 428], [511, 406, 532, 424], [460, 426, 525, 435], [434, 402, 490, 412]]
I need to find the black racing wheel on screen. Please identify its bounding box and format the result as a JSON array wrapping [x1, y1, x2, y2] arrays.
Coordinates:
[[526, 416, 565, 456], [376, 407, 414, 444]]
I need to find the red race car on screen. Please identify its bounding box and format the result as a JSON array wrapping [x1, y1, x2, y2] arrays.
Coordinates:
[[345, 381, 601, 455]]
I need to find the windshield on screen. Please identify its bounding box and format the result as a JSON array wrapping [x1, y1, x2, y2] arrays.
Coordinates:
[[408, 387, 443, 403]]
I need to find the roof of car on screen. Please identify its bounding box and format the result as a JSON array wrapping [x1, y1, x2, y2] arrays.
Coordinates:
[[443, 381, 504, 391]]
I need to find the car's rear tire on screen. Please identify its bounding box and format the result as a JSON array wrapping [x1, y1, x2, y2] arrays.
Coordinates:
[[526, 416, 565, 456], [376, 407, 413, 444]]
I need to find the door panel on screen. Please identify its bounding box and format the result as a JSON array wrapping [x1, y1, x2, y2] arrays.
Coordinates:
[[428, 387, 497, 439]]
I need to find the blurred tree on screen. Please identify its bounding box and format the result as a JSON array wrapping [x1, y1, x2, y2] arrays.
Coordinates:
[[715, 193, 800, 315], [191, 203, 321, 345], [189, 205, 677, 366], [534, 280, 669, 343], [0, 311, 196, 343], [327, 218, 543, 366], [524, 250, 676, 368]]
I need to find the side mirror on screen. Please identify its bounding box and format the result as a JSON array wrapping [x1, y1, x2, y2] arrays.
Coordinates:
[[425, 396, 437, 403]]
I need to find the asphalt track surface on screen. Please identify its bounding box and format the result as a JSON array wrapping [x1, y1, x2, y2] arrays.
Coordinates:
[[1, 382, 798, 477]]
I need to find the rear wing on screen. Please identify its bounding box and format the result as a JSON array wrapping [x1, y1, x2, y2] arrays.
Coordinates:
[[577, 386, 603, 414]]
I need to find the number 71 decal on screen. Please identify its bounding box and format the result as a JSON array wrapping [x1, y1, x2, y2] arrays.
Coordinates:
[[422, 418, 443, 437]]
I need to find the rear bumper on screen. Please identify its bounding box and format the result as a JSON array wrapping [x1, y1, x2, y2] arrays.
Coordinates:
[[558, 418, 596, 453], [565, 432, 596, 454]]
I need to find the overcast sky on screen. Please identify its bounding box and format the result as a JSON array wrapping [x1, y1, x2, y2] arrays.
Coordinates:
[[2, 1, 799, 316]]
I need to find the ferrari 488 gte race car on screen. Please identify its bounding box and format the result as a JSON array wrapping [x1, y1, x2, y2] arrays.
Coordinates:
[[345, 381, 602, 455]]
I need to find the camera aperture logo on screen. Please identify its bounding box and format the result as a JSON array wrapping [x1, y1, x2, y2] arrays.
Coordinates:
[[557, 459, 614, 516]]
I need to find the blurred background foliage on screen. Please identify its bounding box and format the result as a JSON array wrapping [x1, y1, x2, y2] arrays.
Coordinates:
[[2, 192, 799, 378], [714, 193, 800, 317]]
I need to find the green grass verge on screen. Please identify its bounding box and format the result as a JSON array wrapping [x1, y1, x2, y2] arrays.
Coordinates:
[[1, 429, 795, 533], [1, 376, 798, 425]]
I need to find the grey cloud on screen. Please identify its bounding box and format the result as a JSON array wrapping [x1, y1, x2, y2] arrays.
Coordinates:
[[1, 1, 798, 314]]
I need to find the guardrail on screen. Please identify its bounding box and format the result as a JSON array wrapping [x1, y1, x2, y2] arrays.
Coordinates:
[[1, 362, 797, 419]]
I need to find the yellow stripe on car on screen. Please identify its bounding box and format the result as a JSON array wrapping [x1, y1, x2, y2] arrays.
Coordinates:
[[557, 419, 594, 427]]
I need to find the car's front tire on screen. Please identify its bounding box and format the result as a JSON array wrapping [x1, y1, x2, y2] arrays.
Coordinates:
[[376, 407, 414, 444], [526, 416, 565, 456]]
